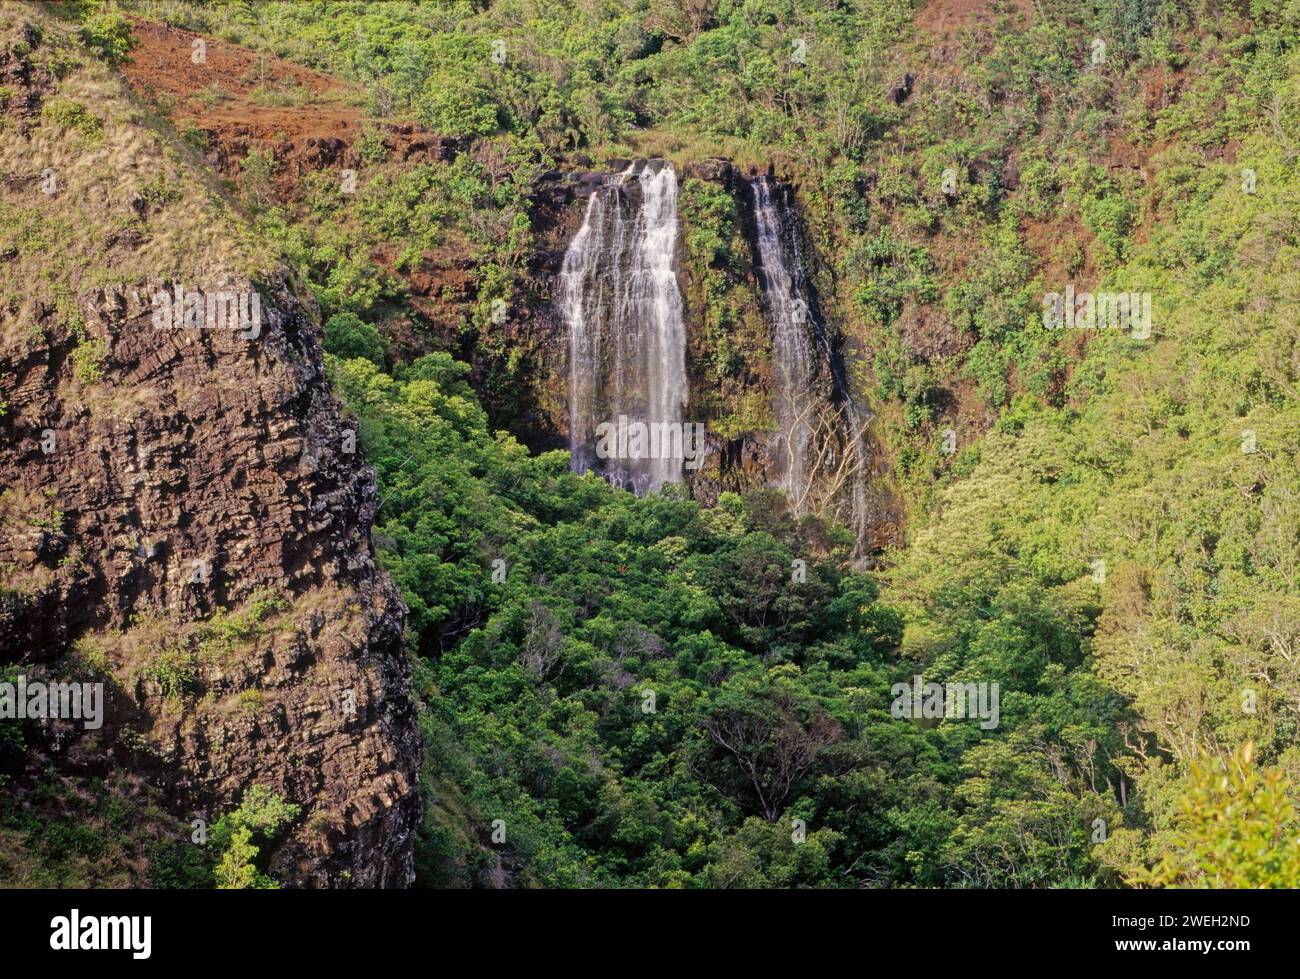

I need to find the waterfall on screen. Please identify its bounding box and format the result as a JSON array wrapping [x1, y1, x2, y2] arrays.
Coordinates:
[[560, 160, 688, 494], [752, 177, 816, 506], [751, 176, 869, 546]]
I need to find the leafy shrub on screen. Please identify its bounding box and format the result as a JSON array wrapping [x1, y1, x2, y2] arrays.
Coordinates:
[[70, 336, 105, 384], [78, 10, 135, 65], [209, 786, 299, 889], [143, 647, 197, 701], [324, 312, 385, 366], [147, 839, 214, 888], [40, 100, 102, 139], [239, 148, 278, 207], [356, 126, 389, 164], [180, 124, 210, 151], [1130, 746, 1300, 889]]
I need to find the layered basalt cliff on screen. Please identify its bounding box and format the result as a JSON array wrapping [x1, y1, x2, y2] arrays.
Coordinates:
[[0, 8, 419, 886]]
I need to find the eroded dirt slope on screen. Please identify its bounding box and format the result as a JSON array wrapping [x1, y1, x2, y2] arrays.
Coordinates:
[[120, 17, 452, 193]]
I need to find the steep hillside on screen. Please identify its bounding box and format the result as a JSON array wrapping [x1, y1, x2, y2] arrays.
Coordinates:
[[0, 5, 419, 886], [3, 0, 1297, 892]]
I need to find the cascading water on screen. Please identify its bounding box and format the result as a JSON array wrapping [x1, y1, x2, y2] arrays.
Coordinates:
[[559, 160, 689, 494], [752, 177, 817, 507], [750, 175, 870, 547]]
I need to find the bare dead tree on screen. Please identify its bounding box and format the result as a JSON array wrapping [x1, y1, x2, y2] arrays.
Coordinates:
[[520, 600, 566, 682], [773, 382, 873, 529], [701, 696, 842, 821]]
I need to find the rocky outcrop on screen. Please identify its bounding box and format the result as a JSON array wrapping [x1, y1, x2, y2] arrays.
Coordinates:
[[0, 8, 420, 887], [192, 121, 458, 197], [0, 279, 421, 887]]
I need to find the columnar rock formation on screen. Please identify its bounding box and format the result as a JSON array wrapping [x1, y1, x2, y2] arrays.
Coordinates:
[[0, 8, 420, 887]]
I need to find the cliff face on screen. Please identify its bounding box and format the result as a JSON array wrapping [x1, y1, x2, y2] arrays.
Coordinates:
[[0, 8, 420, 886]]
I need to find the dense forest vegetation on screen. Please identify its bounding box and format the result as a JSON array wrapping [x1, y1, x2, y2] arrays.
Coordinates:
[[14, 0, 1298, 888]]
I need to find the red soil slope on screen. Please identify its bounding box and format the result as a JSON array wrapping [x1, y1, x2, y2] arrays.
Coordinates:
[[119, 18, 451, 192]]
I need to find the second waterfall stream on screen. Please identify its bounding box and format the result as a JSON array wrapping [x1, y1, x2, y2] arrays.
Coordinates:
[[751, 175, 870, 547]]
